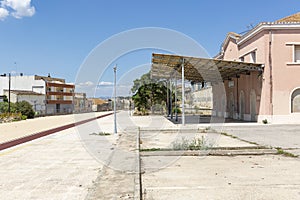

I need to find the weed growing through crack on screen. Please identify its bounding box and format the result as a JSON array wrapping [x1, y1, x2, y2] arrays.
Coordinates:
[[276, 148, 298, 157], [200, 127, 217, 133], [171, 136, 211, 150]]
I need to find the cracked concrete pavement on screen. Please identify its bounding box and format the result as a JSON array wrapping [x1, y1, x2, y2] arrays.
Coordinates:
[[1, 111, 300, 199]]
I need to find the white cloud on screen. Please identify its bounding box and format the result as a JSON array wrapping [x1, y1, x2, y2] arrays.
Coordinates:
[[98, 81, 114, 86], [76, 81, 94, 88], [0, 0, 35, 20], [0, 7, 8, 20]]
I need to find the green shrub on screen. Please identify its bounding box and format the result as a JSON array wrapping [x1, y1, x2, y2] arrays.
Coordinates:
[[262, 119, 268, 124], [15, 101, 35, 119], [0, 102, 17, 113], [172, 107, 181, 114]]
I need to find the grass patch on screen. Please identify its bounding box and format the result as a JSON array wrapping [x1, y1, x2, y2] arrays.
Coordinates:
[[140, 148, 163, 152], [276, 148, 298, 158], [90, 132, 111, 136]]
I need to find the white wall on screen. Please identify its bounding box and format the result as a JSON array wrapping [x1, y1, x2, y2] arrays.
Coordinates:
[[3, 91, 45, 113], [0, 75, 45, 95]]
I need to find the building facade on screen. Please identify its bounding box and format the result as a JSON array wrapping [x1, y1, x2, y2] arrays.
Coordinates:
[[74, 93, 92, 113], [3, 90, 45, 113], [215, 13, 300, 123]]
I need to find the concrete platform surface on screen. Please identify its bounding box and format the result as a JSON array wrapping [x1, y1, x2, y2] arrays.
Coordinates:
[[0, 112, 120, 200], [0, 112, 112, 144], [2, 111, 300, 199]]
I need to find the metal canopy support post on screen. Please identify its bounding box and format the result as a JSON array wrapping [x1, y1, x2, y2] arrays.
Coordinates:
[[113, 65, 117, 134], [166, 80, 169, 117], [181, 58, 185, 125], [170, 79, 173, 119], [8, 73, 11, 113], [175, 72, 178, 122]]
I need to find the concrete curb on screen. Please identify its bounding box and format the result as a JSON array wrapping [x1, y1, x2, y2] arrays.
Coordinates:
[[134, 127, 142, 200], [0, 112, 113, 151], [140, 148, 278, 157]]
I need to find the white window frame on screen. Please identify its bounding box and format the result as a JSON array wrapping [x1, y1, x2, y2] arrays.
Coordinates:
[[250, 51, 256, 63], [239, 48, 257, 63], [286, 42, 300, 65], [294, 45, 300, 63]]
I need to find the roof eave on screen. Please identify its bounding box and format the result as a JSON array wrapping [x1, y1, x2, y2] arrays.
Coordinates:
[[238, 23, 300, 45]]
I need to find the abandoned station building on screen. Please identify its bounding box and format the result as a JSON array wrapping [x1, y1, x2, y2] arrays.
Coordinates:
[[152, 13, 300, 123]]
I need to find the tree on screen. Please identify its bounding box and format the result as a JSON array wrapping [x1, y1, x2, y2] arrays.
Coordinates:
[[132, 82, 168, 114], [15, 101, 35, 119], [131, 72, 152, 93]]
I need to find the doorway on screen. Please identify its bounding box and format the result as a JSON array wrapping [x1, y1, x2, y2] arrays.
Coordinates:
[[239, 91, 245, 120], [229, 92, 234, 118], [56, 104, 60, 113]]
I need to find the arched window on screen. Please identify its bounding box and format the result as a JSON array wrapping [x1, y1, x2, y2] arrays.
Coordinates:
[[291, 89, 300, 113]]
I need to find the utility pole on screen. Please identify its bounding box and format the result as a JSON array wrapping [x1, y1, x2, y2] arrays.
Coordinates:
[[8, 73, 11, 113], [113, 65, 117, 134], [1, 73, 11, 114], [181, 58, 185, 125]]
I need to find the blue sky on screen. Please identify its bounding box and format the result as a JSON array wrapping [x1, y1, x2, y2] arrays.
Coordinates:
[[0, 0, 300, 97]]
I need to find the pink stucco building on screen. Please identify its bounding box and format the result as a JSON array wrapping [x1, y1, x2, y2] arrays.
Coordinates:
[[215, 13, 300, 123]]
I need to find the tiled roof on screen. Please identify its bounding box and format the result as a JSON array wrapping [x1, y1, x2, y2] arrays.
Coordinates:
[[276, 12, 300, 23], [89, 98, 107, 105]]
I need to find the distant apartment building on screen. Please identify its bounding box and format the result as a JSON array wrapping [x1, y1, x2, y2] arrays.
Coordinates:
[[74, 93, 92, 113], [0, 74, 75, 115]]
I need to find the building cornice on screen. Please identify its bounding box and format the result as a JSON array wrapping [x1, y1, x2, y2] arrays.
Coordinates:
[[238, 22, 300, 45]]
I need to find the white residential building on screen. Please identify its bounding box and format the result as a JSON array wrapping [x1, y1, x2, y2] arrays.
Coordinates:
[[0, 74, 75, 115]]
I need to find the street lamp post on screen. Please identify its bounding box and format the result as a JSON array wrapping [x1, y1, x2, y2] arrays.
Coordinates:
[[113, 65, 117, 134], [8, 73, 11, 113]]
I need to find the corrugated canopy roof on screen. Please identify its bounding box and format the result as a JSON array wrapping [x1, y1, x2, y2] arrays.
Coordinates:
[[151, 53, 263, 83]]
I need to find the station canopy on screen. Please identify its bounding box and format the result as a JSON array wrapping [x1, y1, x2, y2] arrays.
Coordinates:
[[151, 53, 263, 83]]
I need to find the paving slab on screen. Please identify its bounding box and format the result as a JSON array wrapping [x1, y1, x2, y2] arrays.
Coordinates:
[[222, 124, 300, 156], [142, 155, 300, 200], [0, 127, 102, 200], [140, 131, 257, 150], [86, 127, 140, 199]]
